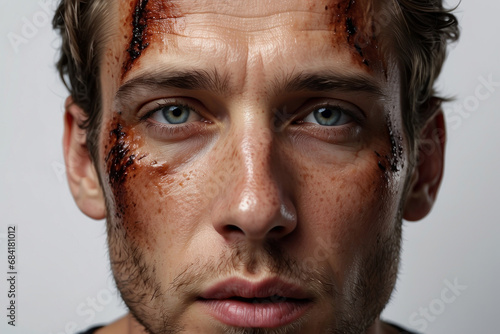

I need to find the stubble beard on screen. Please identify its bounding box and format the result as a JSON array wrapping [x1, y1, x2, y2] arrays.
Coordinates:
[[105, 211, 401, 334]]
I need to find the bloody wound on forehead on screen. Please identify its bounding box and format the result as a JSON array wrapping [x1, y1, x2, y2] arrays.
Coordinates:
[[123, 0, 179, 78]]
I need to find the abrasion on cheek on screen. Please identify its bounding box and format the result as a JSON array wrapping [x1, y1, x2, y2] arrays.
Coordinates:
[[374, 115, 404, 176], [104, 115, 176, 244], [122, 0, 179, 78], [386, 115, 404, 172], [328, 0, 383, 69], [105, 115, 145, 218]]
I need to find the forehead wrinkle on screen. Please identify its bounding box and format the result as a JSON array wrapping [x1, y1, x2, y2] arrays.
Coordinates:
[[113, 0, 394, 104], [157, 0, 343, 16], [151, 8, 330, 19], [145, 10, 333, 36]]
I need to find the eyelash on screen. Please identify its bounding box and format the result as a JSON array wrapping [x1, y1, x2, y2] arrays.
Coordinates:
[[140, 101, 210, 139], [140, 102, 195, 120], [288, 102, 364, 142], [139, 99, 364, 142], [301, 107, 358, 123]]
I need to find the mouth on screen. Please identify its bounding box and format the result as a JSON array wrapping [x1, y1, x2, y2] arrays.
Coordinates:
[[197, 278, 313, 328]]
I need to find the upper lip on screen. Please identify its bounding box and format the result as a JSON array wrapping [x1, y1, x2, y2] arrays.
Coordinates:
[[199, 277, 311, 301]]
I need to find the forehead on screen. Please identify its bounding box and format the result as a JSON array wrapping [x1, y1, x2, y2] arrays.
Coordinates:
[[109, 0, 390, 86]]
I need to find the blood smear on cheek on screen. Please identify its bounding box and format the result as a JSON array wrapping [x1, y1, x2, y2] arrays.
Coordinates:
[[104, 116, 178, 248]]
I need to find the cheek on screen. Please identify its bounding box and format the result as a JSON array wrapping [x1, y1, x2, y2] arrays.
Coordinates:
[[290, 148, 403, 269], [103, 117, 202, 253]]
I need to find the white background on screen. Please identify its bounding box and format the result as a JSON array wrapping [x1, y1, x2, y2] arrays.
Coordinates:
[[0, 1, 499, 333]]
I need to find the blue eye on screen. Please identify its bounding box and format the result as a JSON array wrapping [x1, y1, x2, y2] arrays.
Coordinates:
[[161, 105, 190, 124], [150, 104, 202, 125], [304, 106, 353, 126]]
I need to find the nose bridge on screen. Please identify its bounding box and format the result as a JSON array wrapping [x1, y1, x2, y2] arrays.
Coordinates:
[[232, 123, 279, 223], [239, 125, 274, 204], [212, 118, 296, 242]]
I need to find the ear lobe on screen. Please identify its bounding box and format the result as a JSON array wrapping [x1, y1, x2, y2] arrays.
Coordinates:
[[63, 97, 106, 220], [403, 100, 446, 222]]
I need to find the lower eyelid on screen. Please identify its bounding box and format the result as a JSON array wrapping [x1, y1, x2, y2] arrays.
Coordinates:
[[288, 122, 361, 143], [144, 119, 210, 139]]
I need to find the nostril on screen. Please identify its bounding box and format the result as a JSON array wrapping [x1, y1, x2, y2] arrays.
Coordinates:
[[269, 226, 285, 235], [223, 225, 244, 234], [213, 200, 297, 241]]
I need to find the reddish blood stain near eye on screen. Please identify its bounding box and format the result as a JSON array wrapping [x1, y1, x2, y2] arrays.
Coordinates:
[[386, 115, 404, 172], [105, 115, 174, 226], [105, 116, 144, 219], [106, 122, 136, 186], [373, 116, 404, 177]]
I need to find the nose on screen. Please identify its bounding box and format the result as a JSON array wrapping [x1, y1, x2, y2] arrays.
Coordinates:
[[210, 123, 297, 243]]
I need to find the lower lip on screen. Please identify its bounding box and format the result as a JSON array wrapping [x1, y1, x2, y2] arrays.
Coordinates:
[[198, 298, 311, 328]]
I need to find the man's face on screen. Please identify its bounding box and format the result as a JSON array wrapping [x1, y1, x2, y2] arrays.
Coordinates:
[[97, 0, 408, 332]]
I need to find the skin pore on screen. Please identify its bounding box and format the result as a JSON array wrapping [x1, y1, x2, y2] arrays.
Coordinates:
[[63, 0, 444, 333]]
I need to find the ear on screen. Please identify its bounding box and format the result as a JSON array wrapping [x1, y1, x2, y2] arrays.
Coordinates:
[[63, 97, 106, 220], [403, 99, 446, 222]]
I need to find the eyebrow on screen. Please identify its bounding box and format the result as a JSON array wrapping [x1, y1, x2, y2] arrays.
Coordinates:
[[115, 68, 230, 107], [280, 71, 385, 97], [115, 68, 385, 108]]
